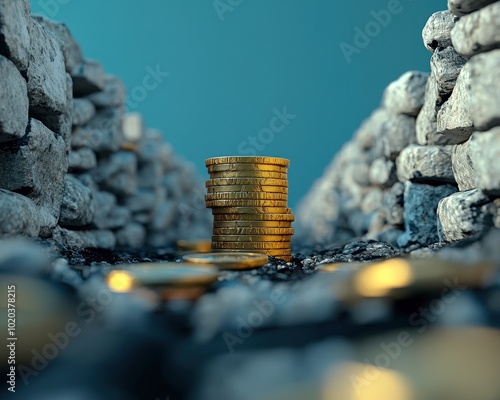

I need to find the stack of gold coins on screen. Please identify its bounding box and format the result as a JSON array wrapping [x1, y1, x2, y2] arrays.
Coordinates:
[[205, 156, 294, 262]]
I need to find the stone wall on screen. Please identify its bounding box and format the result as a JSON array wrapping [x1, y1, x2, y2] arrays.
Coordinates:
[[0, 1, 211, 249], [296, 0, 500, 249]]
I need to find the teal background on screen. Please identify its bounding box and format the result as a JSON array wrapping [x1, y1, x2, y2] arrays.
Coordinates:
[[30, 0, 439, 207]]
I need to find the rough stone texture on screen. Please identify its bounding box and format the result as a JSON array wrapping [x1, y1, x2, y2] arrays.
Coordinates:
[[0, 0, 31, 73], [382, 114, 417, 160], [71, 60, 105, 97], [452, 139, 476, 191], [437, 189, 494, 241], [32, 15, 84, 72], [68, 148, 97, 172], [470, 127, 500, 195], [125, 189, 159, 214], [422, 10, 456, 52], [396, 144, 456, 184], [398, 182, 457, 247], [0, 119, 67, 237], [52, 226, 116, 249], [416, 72, 442, 145], [27, 19, 68, 118], [72, 98, 96, 126], [448, 0, 498, 17], [382, 71, 429, 116], [0, 55, 29, 143], [87, 75, 126, 108], [115, 222, 146, 248], [92, 152, 137, 197], [0, 189, 40, 238], [431, 46, 467, 97], [369, 158, 397, 188], [382, 182, 405, 226], [468, 49, 500, 131], [92, 191, 131, 230], [436, 62, 474, 144], [59, 175, 94, 227]]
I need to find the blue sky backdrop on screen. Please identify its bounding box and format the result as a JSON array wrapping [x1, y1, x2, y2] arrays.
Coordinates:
[[30, 0, 440, 207]]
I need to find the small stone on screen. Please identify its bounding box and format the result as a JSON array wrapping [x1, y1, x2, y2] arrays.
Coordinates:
[[382, 182, 405, 226], [451, 139, 476, 191], [0, 0, 31, 73], [122, 112, 145, 143], [148, 200, 177, 232], [382, 114, 417, 160], [92, 191, 131, 230], [448, 0, 497, 17], [369, 158, 397, 188], [396, 144, 456, 184], [87, 75, 126, 108], [71, 60, 105, 97], [59, 175, 94, 227], [361, 189, 383, 214], [0, 55, 29, 142], [416, 73, 442, 145], [431, 46, 467, 97], [115, 223, 146, 248], [422, 10, 456, 52], [125, 188, 159, 213], [437, 189, 494, 241], [68, 148, 97, 172], [470, 127, 500, 195], [0, 189, 40, 238], [92, 152, 137, 197], [382, 71, 428, 116], [72, 99, 96, 126], [52, 226, 116, 249], [376, 227, 404, 248]]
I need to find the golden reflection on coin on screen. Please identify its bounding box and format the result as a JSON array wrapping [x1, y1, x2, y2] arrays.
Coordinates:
[[211, 241, 291, 250], [206, 199, 288, 208], [207, 185, 288, 194], [205, 156, 289, 167], [207, 178, 288, 187], [205, 192, 288, 201], [213, 213, 295, 221], [183, 252, 269, 270], [213, 220, 293, 228], [209, 171, 288, 179], [212, 234, 292, 242], [213, 227, 294, 235], [211, 206, 292, 214], [208, 163, 288, 173]]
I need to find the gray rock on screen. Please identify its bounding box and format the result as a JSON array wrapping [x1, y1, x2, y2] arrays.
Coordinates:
[[59, 175, 94, 227], [27, 19, 68, 118], [396, 144, 456, 184], [382, 182, 405, 226], [149, 200, 177, 232], [91, 191, 131, 230], [115, 223, 146, 248], [369, 157, 397, 188], [437, 189, 494, 241], [72, 98, 96, 126], [52, 226, 116, 249], [398, 182, 457, 247], [102, 206, 131, 230], [436, 62, 474, 144], [451, 139, 476, 191], [382, 114, 416, 160], [0, 0, 31, 73], [0, 119, 67, 237], [416, 72, 442, 145], [68, 148, 97, 172], [422, 10, 456, 52], [0, 189, 40, 238], [355, 109, 389, 154], [382, 71, 428, 116], [0, 55, 29, 143], [431, 46, 467, 97], [32, 15, 84, 73], [92, 151, 137, 197], [468, 49, 500, 131], [376, 227, 404, 248], [448, 0, 497, 17], [125, 188, 159, 213], [137, 159, 162, 189], [361, 189, 383, 214], [470, 127, 500, 195], [87, 75, 126, 108], [71, 60, 105, 97]]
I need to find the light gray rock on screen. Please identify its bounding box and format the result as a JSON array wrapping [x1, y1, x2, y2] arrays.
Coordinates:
[[68, 148, 97, 172], [468, 49, 500, 131], [431, 46, 467, 97], [369, 158, 397, 188], [398, 182, 457, 247], [396, 144, 455, 184], [416, 72, 442, 145], [92, 151, 137, 197], [382, 182, 405, 226], [382, 71, 429, 116], [115, 223, 146, 248], [27, 19, 68, 118], [72, 98, 96, 126], [470, 127, 500, 195], [422, 10, 457, 52], [361, 189, 383, 214], [448, 0, 497, 17], [451, 139, 476, 191], [0, 0, 31, 73], [0, 55, 29, 143], [59, 175, 94, 227], [0, 189, 40, 238], [437, 189, 494, 241], [52, 226, 116, 249], [0, 119, 67, 237], [436, 62, 474, 144], [32, 15, 84, 72], [71, 60, 105, 97], [382, 114, 417, 160], [87, 75, 126, 108], [355, 109, 389, 154]]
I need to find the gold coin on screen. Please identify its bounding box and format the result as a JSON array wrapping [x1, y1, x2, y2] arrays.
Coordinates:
[[206, 178, 288, 187], [211, 206, 292, 214], [213, 227, 294, 235], [176, 240, 212, 253], [121, 142, 138, 152], [183, 252, 268, 270], [213, 213, 295, 221], [209, 171, 288, 179], [211, 241, 291, 249], [206, 156, 290, 168], [205, 192, 288, 201], [212, 234, 292, 242], [212, 248, 292, 258], [213, 220, 293, 228], [207, 185, 288, 194], [206, 199, 288, 208], [208, 163, 287, 173]]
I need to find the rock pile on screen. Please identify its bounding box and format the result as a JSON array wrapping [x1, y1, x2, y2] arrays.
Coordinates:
[[0, 1, 210, 249], [296, 0, 500, 249]]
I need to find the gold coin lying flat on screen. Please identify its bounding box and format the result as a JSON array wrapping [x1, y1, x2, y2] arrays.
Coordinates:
[[212, 234, 292, 242], [211, 206, 292, 214], [207, 185, 288, 194], [206, 178, 288, 187], [211, 241, 291, 250], [183, 252, 268, 270], [213, 227, 294, 235], [208, 163, 288, 173], [209, 171, 288, 180], [206, 156, 289, 168], [213, 220, 293, 228], [205, 192, 288, 201], [206, 199, 288, 208], [213, 213, 295, 221], [177, 240, 212, 253]]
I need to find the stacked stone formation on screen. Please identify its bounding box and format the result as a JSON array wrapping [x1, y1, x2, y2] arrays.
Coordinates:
[[296, 1, 500, 249], [0, 2, 211, 248], [205, 157, 294, 262]]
